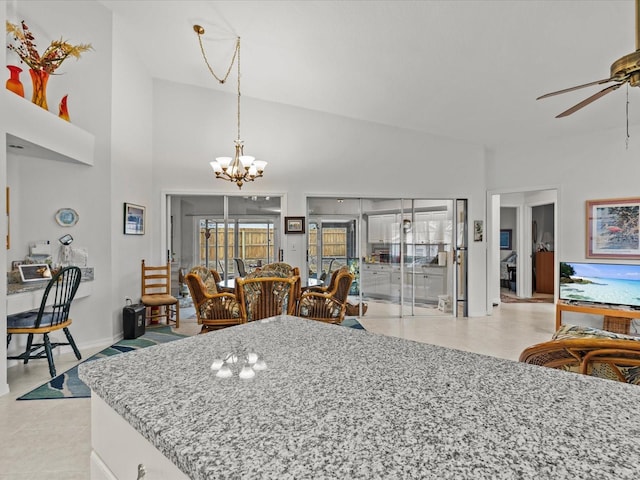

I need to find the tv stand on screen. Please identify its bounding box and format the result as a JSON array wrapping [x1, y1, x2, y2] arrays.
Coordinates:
[[556, 300, 640, 334]]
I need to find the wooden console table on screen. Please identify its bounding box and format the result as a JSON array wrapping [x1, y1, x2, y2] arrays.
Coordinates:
[[556, 300, 640, 334]]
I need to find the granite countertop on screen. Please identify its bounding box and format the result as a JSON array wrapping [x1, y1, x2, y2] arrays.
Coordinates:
[[79, 316, 640, 480], [7, 266, 94, 295]]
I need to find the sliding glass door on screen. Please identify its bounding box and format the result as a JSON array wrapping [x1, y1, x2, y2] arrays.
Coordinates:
[[307, 196, 465, 317]]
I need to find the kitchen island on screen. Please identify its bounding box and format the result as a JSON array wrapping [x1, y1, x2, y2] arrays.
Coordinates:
[[80, 316, 640, 479]]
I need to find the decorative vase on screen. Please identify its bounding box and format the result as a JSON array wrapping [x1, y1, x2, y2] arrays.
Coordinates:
[[29, 68, 49, 110], [6, 65, 24, 97], [58, 94, 70, 122]]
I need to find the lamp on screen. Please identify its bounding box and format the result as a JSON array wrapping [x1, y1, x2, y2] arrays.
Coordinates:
[[193, 26, 267, 189]]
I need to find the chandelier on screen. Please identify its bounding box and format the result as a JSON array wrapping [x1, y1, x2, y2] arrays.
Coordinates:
[[193, 26, 267, 189]]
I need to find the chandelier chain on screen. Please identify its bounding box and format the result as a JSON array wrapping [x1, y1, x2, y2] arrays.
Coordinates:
[[195, 29, 239, 85]]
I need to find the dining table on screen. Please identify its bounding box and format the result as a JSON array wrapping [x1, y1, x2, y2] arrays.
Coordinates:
[[79, 316, 640, 479], [217, 277, 322, 293]]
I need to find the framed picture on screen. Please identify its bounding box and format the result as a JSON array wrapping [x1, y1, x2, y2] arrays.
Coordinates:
[[473, 220, 483, 242], [500, 229, 512, 250], [586, 197, 640, 259], [285, 216, 305, 234], [18, 263, 51, 282], [124, 203, 145, 235]]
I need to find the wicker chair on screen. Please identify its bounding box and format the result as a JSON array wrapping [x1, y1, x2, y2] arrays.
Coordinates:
[[184, 272, 242, 333], [236, 275, 299, 322], [519, 329, 640, 384], [297, 268, 355, 324], [188, 266, 221, 294]]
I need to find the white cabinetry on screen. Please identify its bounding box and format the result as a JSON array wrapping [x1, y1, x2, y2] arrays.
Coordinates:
[[361, 263, 391, 297], [406, 267, 447, 302], [414, 211, 451, 244], [91, 394, 188, 480], [368, 214, 395, 243]]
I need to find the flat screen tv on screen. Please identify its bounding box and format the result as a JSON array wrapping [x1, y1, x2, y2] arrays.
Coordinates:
[[559, 261, 640, 309]]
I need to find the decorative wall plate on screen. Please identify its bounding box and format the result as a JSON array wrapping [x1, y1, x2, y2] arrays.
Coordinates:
[[55, 208, 79, 227]]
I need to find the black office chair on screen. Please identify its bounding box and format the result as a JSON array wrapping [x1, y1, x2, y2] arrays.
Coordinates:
[[7, 266, 82, 377], [234, 258, 248, 277]]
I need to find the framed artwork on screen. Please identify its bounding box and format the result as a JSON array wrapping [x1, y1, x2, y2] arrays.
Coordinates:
[[285, 216, 305, 234], [500, 229, 512, 250], [124, 203, 145, 235], [586, 197, 640, 259], [473, 220, 483, 242]]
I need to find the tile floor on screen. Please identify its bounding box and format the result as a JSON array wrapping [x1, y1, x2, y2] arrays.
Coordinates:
[[0, 300, 555, 479]]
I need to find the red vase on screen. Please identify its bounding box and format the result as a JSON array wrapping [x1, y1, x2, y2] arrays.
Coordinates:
[[29, 68, 49, 110], [6, 65, 24, 97]]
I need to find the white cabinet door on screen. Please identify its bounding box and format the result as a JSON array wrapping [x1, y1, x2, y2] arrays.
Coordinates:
[[368, 214, 395, 243]]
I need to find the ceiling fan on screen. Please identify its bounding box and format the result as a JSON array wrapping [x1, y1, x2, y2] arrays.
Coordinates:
[[537, 0, 640, 118]]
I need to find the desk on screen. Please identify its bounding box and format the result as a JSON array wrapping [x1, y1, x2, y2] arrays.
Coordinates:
[[7, 280, 93, 315], [80, 316, 640, 479], [217, 277, 322, 292]]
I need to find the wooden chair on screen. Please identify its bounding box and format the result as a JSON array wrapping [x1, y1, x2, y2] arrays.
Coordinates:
[[185, 272, 242, 333], [141, 260, 179, 328], [297, 269, 355, 324], [188, 266, 221, 294], [236, 275, 299, 322], [7, 266, 82, 377], [519, 337, 640, 384]]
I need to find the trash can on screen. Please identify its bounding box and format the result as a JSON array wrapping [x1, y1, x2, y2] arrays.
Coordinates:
[[123, 301, 146, 339]]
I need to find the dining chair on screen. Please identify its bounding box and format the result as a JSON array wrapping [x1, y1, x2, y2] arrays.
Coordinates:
[[519, 328, 640, 384], [188, 266, 222, 295], [236, 275, 299, 322], [297, 268, 355, 324], [185, 272, 243, 333], [234, 258, 248, 277], [141, 259, 180, 328], [7, 266, 82, 377]]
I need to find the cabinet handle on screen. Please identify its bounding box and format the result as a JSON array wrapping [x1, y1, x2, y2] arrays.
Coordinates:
[[137, 464, 146, 479]]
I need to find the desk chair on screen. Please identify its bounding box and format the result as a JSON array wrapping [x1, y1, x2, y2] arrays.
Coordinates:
[[7, 266, 82, 377], [141, 260, 179, 328]]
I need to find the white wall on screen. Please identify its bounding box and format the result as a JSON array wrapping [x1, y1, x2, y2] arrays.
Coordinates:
[[151, 80, 489, 315], [109, 10, 154, 337], [4, 1, 116, 364], [488, 125, 640, 267]]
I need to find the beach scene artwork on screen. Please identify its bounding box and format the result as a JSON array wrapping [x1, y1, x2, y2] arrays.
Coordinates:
[[560, 262, 640, 308]]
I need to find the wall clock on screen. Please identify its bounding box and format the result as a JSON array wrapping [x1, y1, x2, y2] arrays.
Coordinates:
[[55, 208, 79, 227]]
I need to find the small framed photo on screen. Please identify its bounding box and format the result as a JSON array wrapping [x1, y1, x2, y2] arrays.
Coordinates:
[[124, 203, 145, 235], [473, 220, 483, 242], [18, 263, 51, 283], [500, 229, 512, 250], [586, 197, 640, 259], [285, 216, 305, 234]]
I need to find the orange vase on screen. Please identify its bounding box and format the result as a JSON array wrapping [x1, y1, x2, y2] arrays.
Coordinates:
[[29, 68, 49, 110], [6, 65, 24, 97]]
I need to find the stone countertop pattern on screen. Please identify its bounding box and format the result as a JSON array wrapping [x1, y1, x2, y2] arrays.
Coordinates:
[[79, 316, 640, 480]]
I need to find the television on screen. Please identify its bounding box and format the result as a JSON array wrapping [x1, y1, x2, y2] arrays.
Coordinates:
[[559, 261, 640, 309]]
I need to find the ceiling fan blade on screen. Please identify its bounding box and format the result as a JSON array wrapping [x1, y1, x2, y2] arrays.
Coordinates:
[[555, 83, 623, 118], [536, 77, 615, 100]]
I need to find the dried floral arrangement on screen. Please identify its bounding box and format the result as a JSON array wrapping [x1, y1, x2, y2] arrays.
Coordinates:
[[6, 20, 92, 74]]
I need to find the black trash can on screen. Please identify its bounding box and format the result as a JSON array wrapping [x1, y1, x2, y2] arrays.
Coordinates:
[[123, 302, 146, 339]]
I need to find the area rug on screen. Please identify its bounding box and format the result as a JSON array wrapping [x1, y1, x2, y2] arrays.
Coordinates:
[[17, 319, 365, 400], [500, 294, 553, 304], [17, 326, 188, 401]]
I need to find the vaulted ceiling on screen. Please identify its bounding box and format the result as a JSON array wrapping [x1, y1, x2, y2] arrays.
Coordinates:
[[98, 0, 639, 148]]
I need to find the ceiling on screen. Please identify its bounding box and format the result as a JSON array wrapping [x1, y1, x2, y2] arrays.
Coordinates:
[[97, 0, 640, 149]]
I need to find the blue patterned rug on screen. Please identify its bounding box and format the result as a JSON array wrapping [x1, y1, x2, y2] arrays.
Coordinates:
[[17, 326, 187, 400], [17, 319, 365, 400]]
